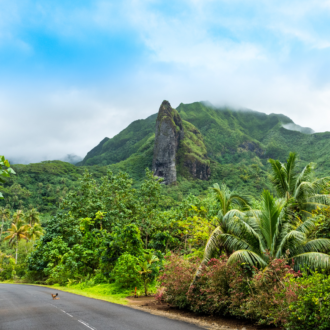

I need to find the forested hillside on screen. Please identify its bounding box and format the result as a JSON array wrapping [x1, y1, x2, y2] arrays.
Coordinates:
[[78, 101, 330, 199], [0, 161, 107, 214], [2, 101, 330, 213]]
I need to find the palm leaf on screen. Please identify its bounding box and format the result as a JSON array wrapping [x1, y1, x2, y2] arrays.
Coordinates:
[[227, 250, 267, 268], [202, 227, 224, 262], [293, 252, 330, 271], [285, 152, 297, 195], [268, 159, 287, 198], [221, 234, 254, 252], [295, 217, 318, 235], [303, 239, 330, 253], [275, 230, 306, 258], [229, 194, 251, 210]]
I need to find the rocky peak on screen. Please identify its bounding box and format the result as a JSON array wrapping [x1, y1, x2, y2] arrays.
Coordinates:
[[152, 101, 184, 184]]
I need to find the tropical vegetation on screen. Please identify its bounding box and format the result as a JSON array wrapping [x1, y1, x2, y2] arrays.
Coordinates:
[[1, 146, 330, 328]]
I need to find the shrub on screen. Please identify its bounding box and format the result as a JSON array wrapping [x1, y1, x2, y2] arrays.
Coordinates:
[[285, 271, 330, 330], [187, 257, 242, 315], [157, 253, 301, 328], [237, 257, 300, 325], [112, 253, 141, 289], [157, 254, 198, 308]]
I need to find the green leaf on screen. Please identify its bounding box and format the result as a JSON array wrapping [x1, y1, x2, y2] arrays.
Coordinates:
[[227, 250, 267, 268], [7, 168, 15, 174]]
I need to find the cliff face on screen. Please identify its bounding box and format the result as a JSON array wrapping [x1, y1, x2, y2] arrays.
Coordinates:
[[177, 120, 211, 181], [153, 100, 210, 184], [152, 101, 184, 184]]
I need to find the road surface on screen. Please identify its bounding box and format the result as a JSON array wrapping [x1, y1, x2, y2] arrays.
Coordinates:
[[0, 284, 203, 330]]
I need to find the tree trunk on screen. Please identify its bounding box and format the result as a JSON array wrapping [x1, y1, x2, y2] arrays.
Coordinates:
[[15, 240, 18, 264], [0, 218, 3, 242], [144, 279, 148, 296]]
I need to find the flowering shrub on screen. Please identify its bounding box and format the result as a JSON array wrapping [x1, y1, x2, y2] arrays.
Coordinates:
[[187, 257, 244, 315], [157, 253, 301, 327], [157, 254, 198, 308], [236, 257, 300, 325]]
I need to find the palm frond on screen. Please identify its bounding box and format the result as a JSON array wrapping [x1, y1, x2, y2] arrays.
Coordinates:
[[285, 152, 297, 195], [221, 209, 246, 232], [211, 183, 233, 215], [307, 194, 330, 206], [229, 194, 251, 210], [227, 250, 267, 268], [299, 162, 315, 181], [294, 181, 314, 202], [295, 217, 318, 235], [303, 239, 330, 253], [259, 190, 284, 251], [272, 198, 289, 255], [275, 230, 306, 258], [268, 158, 287, 198], [310, 177, 330, 192], [294, 162, 315, 195], [293, 252, 330, 271], [221, 234, 254, 253], [202, 227, 224, 262], [18, 234, 29, 241]]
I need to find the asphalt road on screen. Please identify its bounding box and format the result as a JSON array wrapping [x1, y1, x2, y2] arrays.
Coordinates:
[[0, 284, 203, 330]]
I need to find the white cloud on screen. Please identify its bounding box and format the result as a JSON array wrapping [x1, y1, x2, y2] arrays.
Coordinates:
[[1, 0, 330, 163], [1, 87, 141, 164]]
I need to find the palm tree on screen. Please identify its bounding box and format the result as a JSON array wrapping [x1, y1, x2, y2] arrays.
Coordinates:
[[201, 183, 250, 260], [138, 252, 159, 296], [28, 223, 43, 242], [0, 207, 10, 241], [268, 152, 330, 217], [12, 210, 24, 224], [212, 183, 250, 217], [4, 220, 30, 264], [202, 190, 330, 271], [25, 208, 40, 226]]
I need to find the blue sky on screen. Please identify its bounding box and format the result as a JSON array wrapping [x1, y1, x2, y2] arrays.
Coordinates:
[[2, 0, 330, 163]]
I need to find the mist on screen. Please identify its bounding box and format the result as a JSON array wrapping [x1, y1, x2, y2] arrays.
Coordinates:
[[282, 123, 315, 135]]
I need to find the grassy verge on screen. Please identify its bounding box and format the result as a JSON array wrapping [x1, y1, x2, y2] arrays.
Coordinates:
[[0, 281, 129, 305], [48, 284, 130, 305]]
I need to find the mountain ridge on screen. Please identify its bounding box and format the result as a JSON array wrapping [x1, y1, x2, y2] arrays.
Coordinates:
[[78, 101, 316, 170], [3, 101, 329, 213]]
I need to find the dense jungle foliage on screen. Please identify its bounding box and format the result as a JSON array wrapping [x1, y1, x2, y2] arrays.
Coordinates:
[[2, 151, 330, 328], [3, 101, 330, 328]]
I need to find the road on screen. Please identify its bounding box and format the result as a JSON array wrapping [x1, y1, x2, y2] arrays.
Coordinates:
[[0, 284, 203, 330]]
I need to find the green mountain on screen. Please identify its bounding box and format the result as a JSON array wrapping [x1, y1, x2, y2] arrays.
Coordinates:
[[2, 100, 330, 213], [78, 101, 296, 169], [78, 101, 330, 190]]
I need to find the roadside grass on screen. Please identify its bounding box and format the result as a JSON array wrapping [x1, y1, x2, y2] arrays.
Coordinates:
[[0, 280, 157, 306], [49, 283, 130, 305]]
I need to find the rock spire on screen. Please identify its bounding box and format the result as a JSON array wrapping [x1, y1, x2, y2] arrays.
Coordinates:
[[152, 101, 184, 185]]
